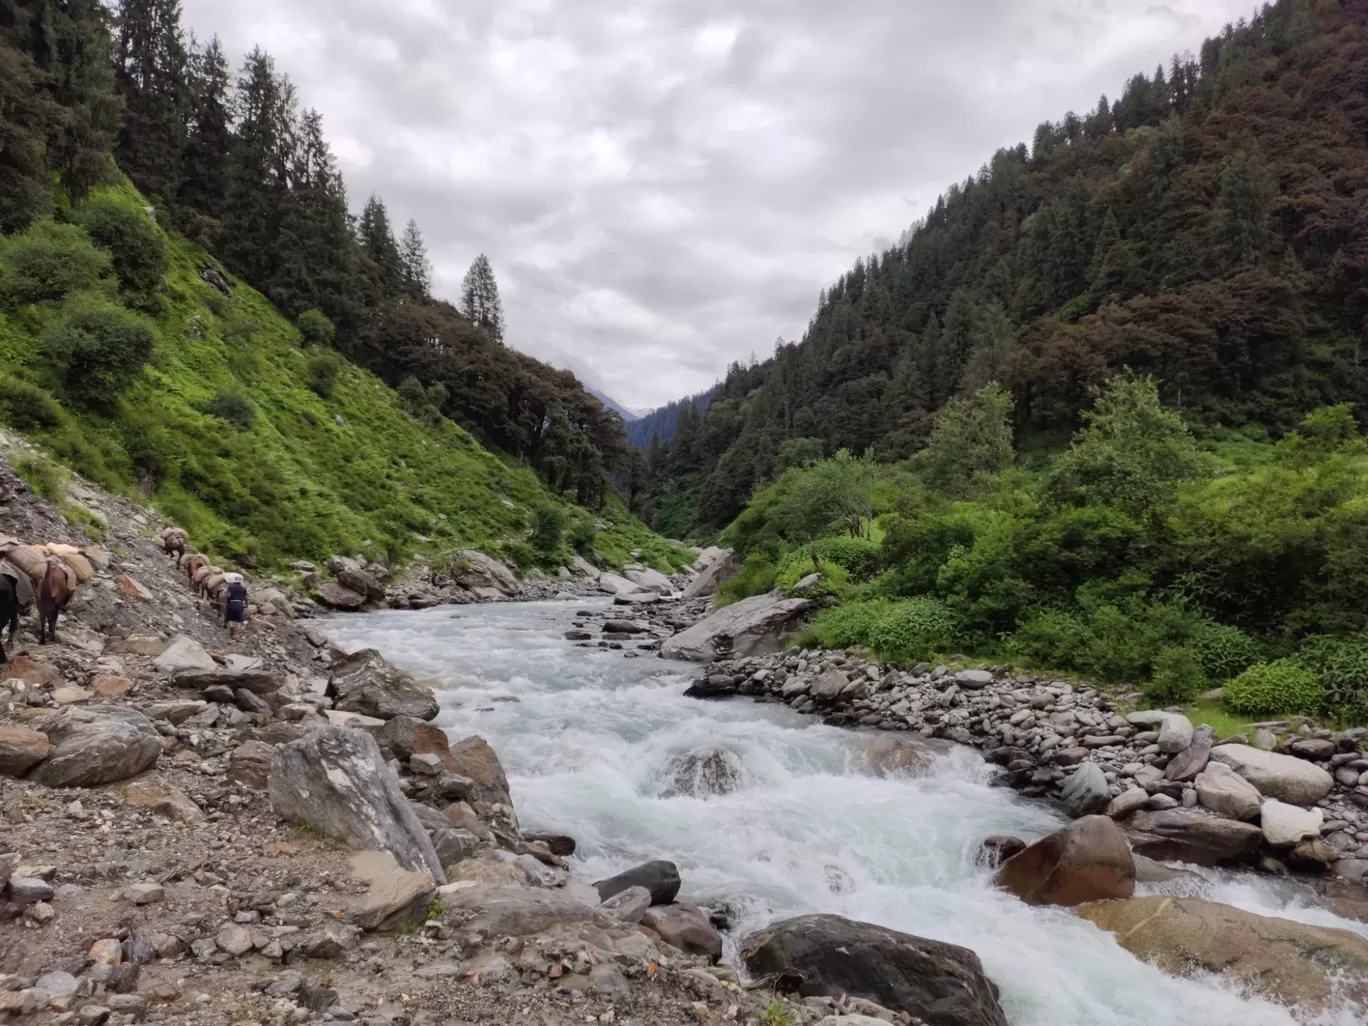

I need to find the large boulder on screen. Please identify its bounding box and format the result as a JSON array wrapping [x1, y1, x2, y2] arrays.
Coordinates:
[[336, 567, 386, 603], [0, 725, 53, 778], [379, 716, 459, 772], [994, 816, 1135, 906], [595, 860, 681, 906], [152, 636, 215, 675], [450, 550, 519, 597], [1124, 809, 1262, 867], [1208, 744, 1334, 805], [447, 735, 512, 807], [598, 572, 651, 598], [27, 707, 162, 787], [1260, 799, 1324, 847], [1059, 763, 1110, 818], [268, 727, 446, 883], [641, 903, 723, 962], [1193, 762, 1262, 821], [661, 592, 812, 662], [315, 582, 365, 610], [1076, 897, 1368, 1013], [326, 649, 438, 722], [741, 914, 1007, 1026], [624, 567, 673, 595], [437, 884, 611, 936], [682, 550, 736, 600]]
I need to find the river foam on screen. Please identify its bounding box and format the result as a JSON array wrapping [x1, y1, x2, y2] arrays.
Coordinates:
[[323, 599, 1368, 1026]]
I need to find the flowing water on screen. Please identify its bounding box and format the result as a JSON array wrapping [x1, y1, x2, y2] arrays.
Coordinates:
[[323, 599, 1368, 1026]]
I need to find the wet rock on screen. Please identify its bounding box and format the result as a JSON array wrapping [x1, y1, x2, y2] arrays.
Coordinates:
[[0, 724, 53, 777], [326, 648, 438, 722], [1060, 762, 1110, 818], [595, 859, 681, 906], [662, 748, 743, 798], [599, 885, 652, 924], [661, 592, 812, 662], [1076, 896, 1368, 1013], [1125, 809, 1263, 866], [27, 707, 162, 787], [268, 727, 446, 882], [995, 816, 1135, 906], [446, 734, 513, 807], [741, 913, 1007, 1026], [864, 736, 944, 779], [522, 831, 576, 856], [1260, 800, 1324, 847], [1208, 744, 1334, 805], [975, 836, 1027, 869], [642, 903, 724, 962]]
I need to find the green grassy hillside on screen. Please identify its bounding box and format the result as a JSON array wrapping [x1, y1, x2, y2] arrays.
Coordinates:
[[0, 183, 685, 573]]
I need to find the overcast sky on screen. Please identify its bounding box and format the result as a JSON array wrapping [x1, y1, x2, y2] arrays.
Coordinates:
[[181, 0, 1255, 411]]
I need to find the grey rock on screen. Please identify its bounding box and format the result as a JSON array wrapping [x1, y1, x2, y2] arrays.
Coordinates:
[[326, 649, 438, 722], [152, 636, 215, 674], [598, 885, 652, 924], [660, 592, 812, 662], [954, 670, 994, 690], [1060, 763, 1110, 817], [8, 875, 54, 904], [27, 707, 162, 787], [1157, 714, 1194, 754], [595, 859, 681, 905], [1209, 744, 1335, 805]]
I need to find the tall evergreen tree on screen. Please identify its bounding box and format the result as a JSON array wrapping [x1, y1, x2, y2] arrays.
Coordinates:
[[113, 0, 188, 203], [460, 253, 504, 343], [399, 218, 431, 299], [357, 195, 403, 297], [178, 34, 231, 225]]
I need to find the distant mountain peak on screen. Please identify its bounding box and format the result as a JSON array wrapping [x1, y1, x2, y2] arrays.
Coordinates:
[[588, 388, 640, 422]]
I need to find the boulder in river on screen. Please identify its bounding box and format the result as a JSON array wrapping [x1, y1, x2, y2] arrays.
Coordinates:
[[326, 648, 439, 722], [446, 735, 513, 808], [641, 903, 723, 962], [450, 550, 520, 597], [994, 815, 1135, 906], [1124, 808, 1262, 866], [315, 582, 366, 610], [1076, 896, 1368, 1013], [1060, 763, 1110, 818], [975, 836, 1027, 869], [268, 727, 446, 883], [27, 707, 162, 787], [660, 592, 812, 662], [595, 860, 681, 906], [864, 735, 947, 779], [741, 914, 1008, 1026], [1207, 744, 1334, 805]]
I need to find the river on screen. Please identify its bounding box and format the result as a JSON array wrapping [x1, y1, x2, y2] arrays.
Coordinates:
[[323, 598, 1368, 1026]]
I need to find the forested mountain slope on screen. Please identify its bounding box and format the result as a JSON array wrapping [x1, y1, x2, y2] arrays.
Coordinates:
[[641, 0, 1368, 533]]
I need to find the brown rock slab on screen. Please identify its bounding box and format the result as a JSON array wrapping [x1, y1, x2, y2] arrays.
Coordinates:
[[347, 850, 436, 931], [447, 735, 513, 807], [122, 774, 204, 823], [1, 654, 61, 685], [1125, 809, 1262, 867], [114, 575, 154, 601], [51, 685, 91, 705], [228, 741, 275, 790], [0, 724, 53, 777], [315, 582, 365, 610], [641, 903, 723, 962], [90, 675, 133, 698], [995, 816, 1135, 906]]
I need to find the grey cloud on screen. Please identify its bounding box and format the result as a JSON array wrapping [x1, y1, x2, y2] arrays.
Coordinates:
[[182, 0, 1252, 409]]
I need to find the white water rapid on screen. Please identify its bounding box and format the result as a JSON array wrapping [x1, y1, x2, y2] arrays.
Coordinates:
[[322, 599, 1368, 1026]]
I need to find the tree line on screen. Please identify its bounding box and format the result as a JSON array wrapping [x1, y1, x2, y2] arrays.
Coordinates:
[[0, 0, 627, 506], [636, 0, 1368, 533]]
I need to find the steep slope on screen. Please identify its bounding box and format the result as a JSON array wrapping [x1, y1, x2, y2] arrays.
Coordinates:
[[625, 388, 717, 448], [0, 183, 683, 572], [645, 0, 1368, 533]]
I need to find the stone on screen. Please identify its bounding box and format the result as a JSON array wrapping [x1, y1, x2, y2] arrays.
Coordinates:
[[975, 836, 1027, 868], [642, 903, 724, 962], [347, 850, 437, 930], [438, 884, 610, 936], [598, 885, 652, 924], [89, 938, 123, 966], [1163, 725, 1214, 781], [1156, 713, 1194, 754], [114, 574, 153, 601], [1105, 788, 1150, 820], [326, 648, 438, 721], [9, 875, 55, 904], [863, 736, 942, 779], [1194, 762, 1262, 821], [810, 668, 851, 700], [173, 665, 281, 695], [336, 566, 386, 603], [228, 740, 275, 789], [662, 748, 743, 797], [89, 675, 133, 698], [0, 724, 53, 777], [1076, 897, 1368, 1013], [1252, 728, 1278, 751], [446, 857, 529, 887], [152, 636, 215, 674], [1208, 744, 1334, 805], [27, 707, 162, 787], [215, 923, 254, 956], [995, 816, 1135, 906], [682, 550, 737, 600], [1060, 762, 1110, 818], [1260, 799, 1324, 847], [450, 550, 520, 597], [1, 653, 61, 685], [234, 687, 271, 714], [954, 670, 994, 689], [446, 734, 513, 807], [522, 831, 576, 856], [316, 582, 366, 609], [595, 859, 681, 905], [268, 727, 446, 882], [1125, 809, 1263, 866], [624, 567, 673, 595], [379, 716, 458, 770], [603, 619, 650, 634], [145, 700, 204, 724], [51, 684, 90, 704], [126, 882, 163, 905], [108, 635, 166, 656], [741, 914, 1007, 1026], [660, 592, 812, 662], [123, 775, 203, 823], [409, 752, 444, 775]]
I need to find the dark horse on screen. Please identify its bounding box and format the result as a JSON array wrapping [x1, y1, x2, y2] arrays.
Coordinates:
[[0, 574, 18, 665], [37, 560, 72, 644]]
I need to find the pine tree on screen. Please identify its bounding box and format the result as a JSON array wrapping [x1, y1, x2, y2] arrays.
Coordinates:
[[460, 254, 505, 344], [113, 0, 188, 203], [179, 34, 231, 224], [1214, 152, 1278, 269], [357, 195, 403, 298], [399, 219, 431, 299]]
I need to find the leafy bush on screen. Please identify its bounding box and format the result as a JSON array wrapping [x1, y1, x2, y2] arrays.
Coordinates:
[[1295, 635, 1368, 720], [42, 295, 157, 409], [224, 313, 262, 344], [307, 352, 342, 397], [73, 194, 168, 294], [809, 600, 888, 650], [205, 389, 256, 430], [1005, 609, 1093, 669], [805, 536, 882, 580], [296, 308, 335, 347], [568, 519, 597, 557], [867, 598, 961, 660], [717, 553, 778, 605], [499, 540, 537, 571], [529, 504, 566, 553], [1191, 622, 1261, 680], [0, 375, 65, 431], [1145, 645, 1208, 704], [0, 220, 112, 305], [14, 455, 63, 502], [1226, 660, 1323, 716]]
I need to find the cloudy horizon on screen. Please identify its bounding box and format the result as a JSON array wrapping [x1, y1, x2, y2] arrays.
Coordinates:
[[181, 0, 1256, 411]]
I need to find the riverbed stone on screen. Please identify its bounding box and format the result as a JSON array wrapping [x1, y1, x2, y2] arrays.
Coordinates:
[[1125, 809, 1262, 866], [1060, 763, 1110, 818], [1260, 800, 1324, 847], [660, 592, 812, 662], [1194, 762, 1262, 821], [1156, 714, 1194, 754], [326, 649, 438, 722], [596, 860, 681, 906], [1208, 744, 1334, 805], [995, 816, 1135, 906], [1163, 725, 1214, 781]]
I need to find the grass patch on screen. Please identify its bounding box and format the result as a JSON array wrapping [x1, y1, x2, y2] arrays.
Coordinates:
[[1181, 699, 1264, 740]]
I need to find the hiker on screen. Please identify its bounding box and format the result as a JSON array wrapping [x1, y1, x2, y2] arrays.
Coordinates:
[[223, 572, 248, 640]]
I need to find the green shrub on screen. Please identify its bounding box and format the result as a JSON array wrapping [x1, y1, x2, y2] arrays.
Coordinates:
[[1226, 659, 1323, 716], [1295, 635, 1368, 721], [307, 352, 342, 397], [529, 504, 566, 553], [0, 220, 112, 305], [1191, 622, 1262, 680], [500, 540, 537, 571], [568, 520, 597, 557], [43, 295, 157, 409], [0, 375, 65, 432], [296, 308, 335, 347], [1145, 645, 1208, 704], [205, 389, 256, 430], [224, 313, 262, 344], [775, 550, 849, 597], [14, 455, 63, 502], [717, 553, 778, 605], [810, 600, 888, 650], [73, 195, 168, 294], [1005, 609, 1093, 669], [806, 536, 882, 580], [867, 598, 961, 660]]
